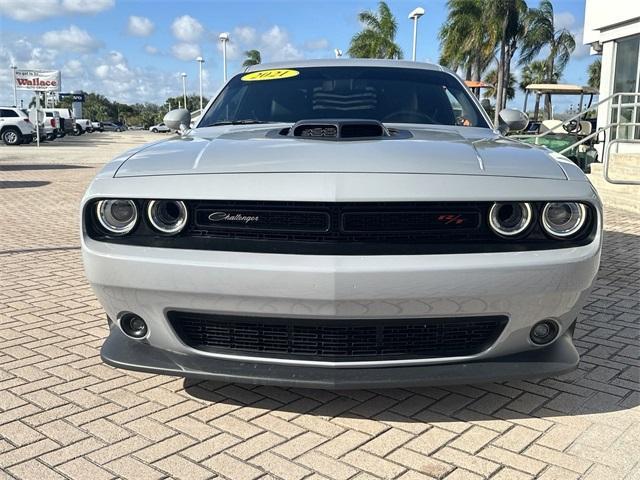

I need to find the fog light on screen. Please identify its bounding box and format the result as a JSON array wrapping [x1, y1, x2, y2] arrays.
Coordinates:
[[120, 313, 148, 339], [530, 320, 559, 345]]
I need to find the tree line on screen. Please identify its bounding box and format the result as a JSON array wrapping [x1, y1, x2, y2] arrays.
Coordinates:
[[52, 93, 208, 127]]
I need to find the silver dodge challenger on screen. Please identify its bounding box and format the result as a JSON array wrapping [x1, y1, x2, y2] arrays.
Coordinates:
[[81, 59, 602, 388]]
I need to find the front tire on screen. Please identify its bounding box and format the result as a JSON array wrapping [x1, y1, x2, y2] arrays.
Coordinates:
[[2, 128, 22, 146], [152, 128, 158, 133]]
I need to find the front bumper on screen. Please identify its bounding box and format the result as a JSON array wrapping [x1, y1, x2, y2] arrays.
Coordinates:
[[84, 231, 600, 386], [102, 325, 579, 389]]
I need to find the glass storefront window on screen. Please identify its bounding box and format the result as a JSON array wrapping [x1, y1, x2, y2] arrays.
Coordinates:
[[611, 35, 640, 140]]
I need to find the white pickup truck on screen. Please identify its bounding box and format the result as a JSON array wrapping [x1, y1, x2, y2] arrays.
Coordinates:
[[75, 119, 92, 134]]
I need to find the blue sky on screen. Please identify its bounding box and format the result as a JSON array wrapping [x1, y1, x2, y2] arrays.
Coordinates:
[[1, 0, 595, 111]]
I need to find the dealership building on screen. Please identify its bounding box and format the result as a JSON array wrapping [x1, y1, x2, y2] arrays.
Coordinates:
[[584, 0, 640, 142], [583, 0, 639, 213]]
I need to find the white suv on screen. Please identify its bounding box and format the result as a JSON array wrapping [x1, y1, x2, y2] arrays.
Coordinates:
[[0, 107, 35, 145]]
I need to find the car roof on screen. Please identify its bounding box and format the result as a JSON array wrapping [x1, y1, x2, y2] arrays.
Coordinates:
[[244, 58, 445, 73]]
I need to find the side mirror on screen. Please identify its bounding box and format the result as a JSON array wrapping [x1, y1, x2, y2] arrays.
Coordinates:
[[163, 108, 191, 134], [498, 108, 529, 135]]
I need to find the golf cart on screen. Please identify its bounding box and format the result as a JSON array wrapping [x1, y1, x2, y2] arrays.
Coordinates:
[[516, 83, 599, 172]]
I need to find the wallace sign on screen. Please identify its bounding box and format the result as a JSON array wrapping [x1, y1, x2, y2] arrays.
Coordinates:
[[15, 69, 61, 92]]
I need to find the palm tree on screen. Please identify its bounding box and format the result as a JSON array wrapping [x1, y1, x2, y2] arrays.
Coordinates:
[[242, 50, 261, 69], [588, 58, 601, 90], [519, 0, 576, 118], [518, 60, 553, 91], [483, 68, 516, 102], [439, 0, 495, 85], [485, 0, 525, 124], [519, 60, 558, 120], [348, 1, 403, 59]]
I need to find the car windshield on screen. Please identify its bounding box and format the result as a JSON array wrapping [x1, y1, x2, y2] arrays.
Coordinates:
[[199, 66, 490, 128]]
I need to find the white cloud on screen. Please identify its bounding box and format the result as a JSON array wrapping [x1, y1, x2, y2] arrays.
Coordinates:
[[127, 15, 154, 37], [0, 0, 113, 21], [260, 26, 303, 61], [0, 33, 185, 106], [554, 12, 576, 31], [144, 45, 159, 55], [571, 28, 591, 60], [62, 0, 114, 14], [41, 25, 102, 53], [172, 42, 201, 61], [233, 26, 257, 45], [171, 15, 204, 42], [304, 38, 329, 51], [64, 59, 84, 77]]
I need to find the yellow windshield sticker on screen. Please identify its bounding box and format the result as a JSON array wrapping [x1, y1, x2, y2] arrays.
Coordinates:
[[241, 69, 299, 81]]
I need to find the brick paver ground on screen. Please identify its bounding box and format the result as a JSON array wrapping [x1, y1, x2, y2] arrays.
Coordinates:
[[1, 132, 639, 480]]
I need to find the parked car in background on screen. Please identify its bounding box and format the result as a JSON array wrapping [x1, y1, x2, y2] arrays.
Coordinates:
[[83, 60, 602, 388], [102, 122, 124, 132], [44, 110, 61, 140], [92, 121, 104, 132], [149, 122, 171, 133], [44, 108, 75, 137], [75, 119, 92, 134], [25, 109, 53, 141], [0, 107, 35, 145]]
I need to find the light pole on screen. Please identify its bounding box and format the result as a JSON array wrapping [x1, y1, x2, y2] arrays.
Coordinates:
[[408, 7, 425, 62], [196, 56, 205, 111], [219, 32, 229, 83], [181, 72, 187, 110], [10, 65, 17, 107]]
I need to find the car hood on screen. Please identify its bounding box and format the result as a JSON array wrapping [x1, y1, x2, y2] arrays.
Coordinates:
[[114, 125, 567, 180]]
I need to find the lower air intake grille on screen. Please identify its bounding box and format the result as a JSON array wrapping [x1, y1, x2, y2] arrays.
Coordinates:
[[168, 312, 508, 362]]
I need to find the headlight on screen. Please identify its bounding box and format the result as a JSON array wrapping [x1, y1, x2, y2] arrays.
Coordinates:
[[147, 200, 188, 234], [488, 202, 532, 237], [96, 199, 137, 235], [542, 202, 587, 238]]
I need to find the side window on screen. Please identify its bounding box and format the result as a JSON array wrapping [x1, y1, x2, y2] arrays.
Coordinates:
[[445, 89, 463, 118], [202, 84, 247, 124], [0, 109, 19, 117], [444, 85, 480, 127]]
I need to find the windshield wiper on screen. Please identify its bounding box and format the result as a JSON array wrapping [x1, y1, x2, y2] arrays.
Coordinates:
[[209, 119, 269, 126]]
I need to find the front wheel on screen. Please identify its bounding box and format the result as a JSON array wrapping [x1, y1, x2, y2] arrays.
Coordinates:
[[151, 128, 158, 133], [2, 128, 22, 145]]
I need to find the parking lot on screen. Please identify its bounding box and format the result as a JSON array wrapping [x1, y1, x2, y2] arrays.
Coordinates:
[[0, 132, 639, 480]]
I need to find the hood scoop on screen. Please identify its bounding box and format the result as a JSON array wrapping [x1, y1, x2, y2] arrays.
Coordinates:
[[279, 119, 404, 141]]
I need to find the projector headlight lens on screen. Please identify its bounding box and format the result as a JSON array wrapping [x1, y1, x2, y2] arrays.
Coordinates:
[[488, 202, 533, 237], [542, 202, 587, 238], [147, 200, 188, 234], [96, 199, 137, 235]]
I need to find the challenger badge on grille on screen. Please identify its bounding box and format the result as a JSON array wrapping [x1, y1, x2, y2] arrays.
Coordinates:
[[196, 208, 331, 232]]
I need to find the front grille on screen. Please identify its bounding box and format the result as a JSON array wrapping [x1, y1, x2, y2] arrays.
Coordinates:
[[86, 200, 597, 255], [184, 201, 491, 254], [168, 312, 508, 362]]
